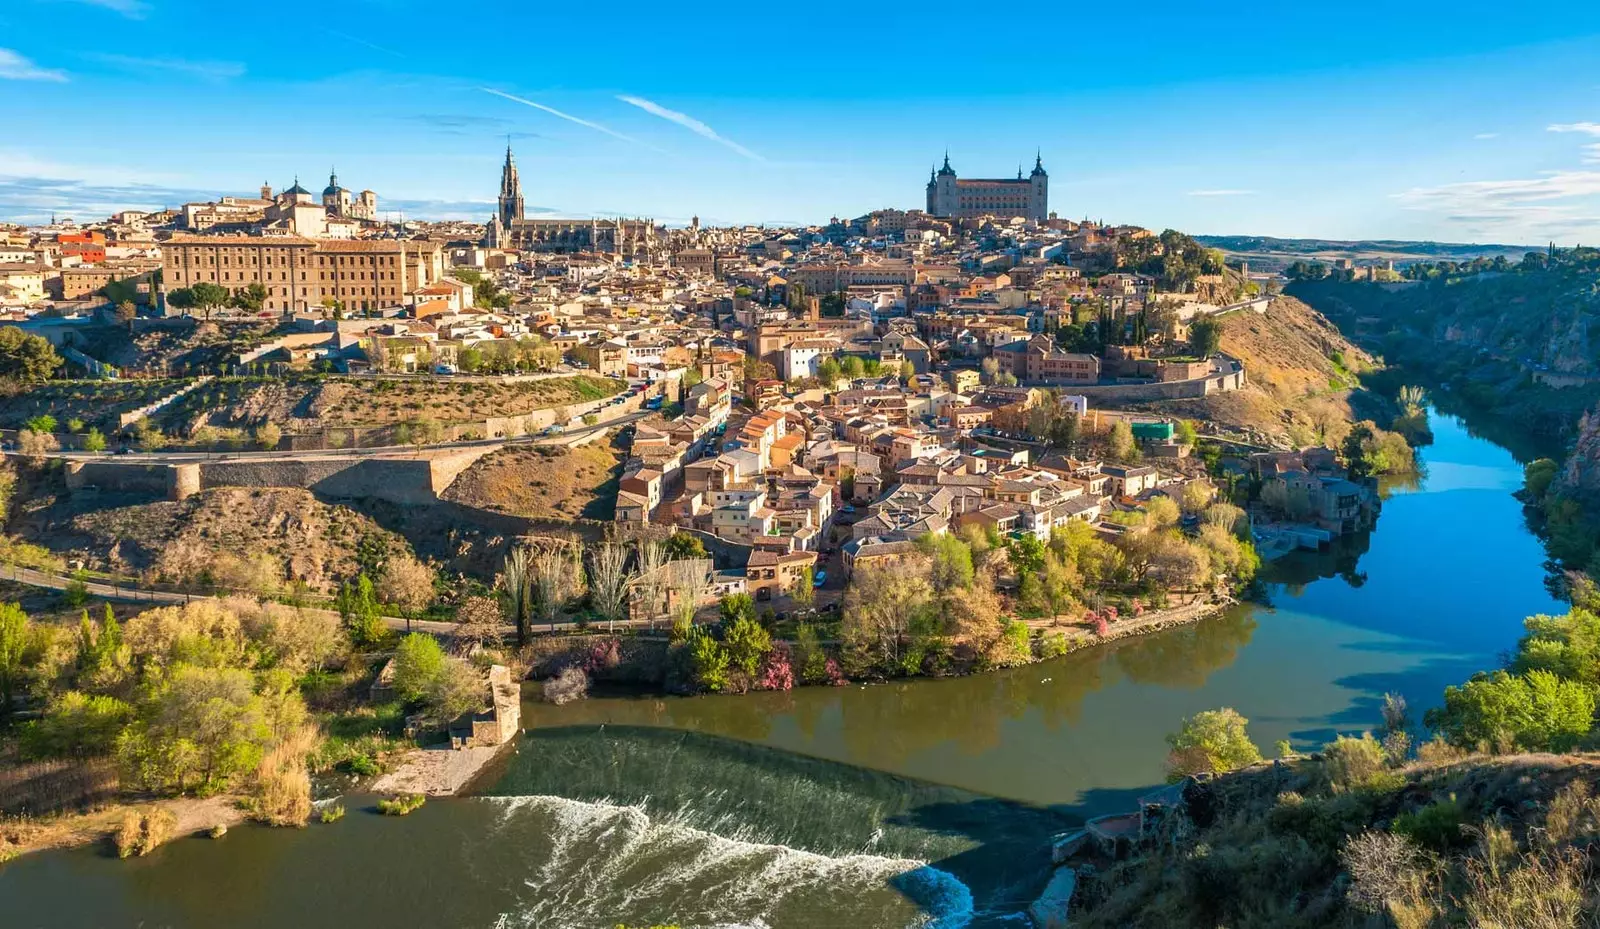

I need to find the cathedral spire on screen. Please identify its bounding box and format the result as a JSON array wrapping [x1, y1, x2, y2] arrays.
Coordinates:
[[498, 144, 524, 226]]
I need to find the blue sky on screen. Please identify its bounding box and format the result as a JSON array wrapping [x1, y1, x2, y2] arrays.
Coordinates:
[[4, 0, 1600, 243]]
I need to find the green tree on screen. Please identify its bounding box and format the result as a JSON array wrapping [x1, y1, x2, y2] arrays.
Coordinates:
[[0, 327, 61, 382], [689, 629, 731, 693], [1165, 708, 1262, 780], [392, 633, 446, 703], [24, 414, 56, 434], [187, 282, 231, 320], [722, 613, 772, 680], [22, 691, 133, 759], [817, 357, 842, 384], [918, 533, 974, 595], [1107, 419, 1137, 462], [335, 575, 385, 646], [1189, 318, 1222, 357], [118, 665, 271, 793], [719, 592, 756, 627], [1424, 669, 1595, 753], [0, 603, 29, 714], [231, 283, 269, 313], [790, 565, 815, 607], [840, 356, 865, 379]]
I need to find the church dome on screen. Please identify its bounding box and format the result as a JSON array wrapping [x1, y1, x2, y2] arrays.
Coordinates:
[[283, 179, 311, 196], [323, 170, 344, 197]]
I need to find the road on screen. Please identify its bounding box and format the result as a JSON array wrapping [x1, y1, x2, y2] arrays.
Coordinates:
[[45, 409, 651, 464], [0, 561, 676, 639]]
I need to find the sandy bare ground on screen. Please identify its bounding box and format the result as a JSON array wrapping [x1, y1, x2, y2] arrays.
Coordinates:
[[1024, 596, 1235, 651], [371, 743, 514, 797]]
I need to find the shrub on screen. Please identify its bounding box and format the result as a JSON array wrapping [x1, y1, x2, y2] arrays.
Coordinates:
[[344, 754, 380, 777], [542, 666, 589, 705], [1039, 632, 1069, 659], [377, 793, 425, 816], [754, 643, 794, 692], [113, 807, 177, 858], [1341, 829, 1428, 915], [319, 804, 346, 824], [1320, 733, 1388, 792], [584, 637, 622, 676], [1392, 796, 1466, 852]]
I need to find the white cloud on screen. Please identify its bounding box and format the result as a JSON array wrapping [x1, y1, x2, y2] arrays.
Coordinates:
[[0, 48, 67, 82], [56, 0, 148, 17], [1549, 122, 1600, 136], [616, 94, 764, 162], [1392, 170, 1600, 240], [479, 88, 646, 148], [1473, 132, 1499, 140], [1187, 189, 1254, 197], [89, 53, 244, 82]]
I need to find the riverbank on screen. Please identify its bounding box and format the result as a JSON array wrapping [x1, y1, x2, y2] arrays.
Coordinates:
[[1025, 595, 1235, 654], [1, 794, 244, 863]]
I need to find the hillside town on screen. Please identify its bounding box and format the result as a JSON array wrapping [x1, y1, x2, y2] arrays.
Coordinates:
[[0, 147, 1391, 622]]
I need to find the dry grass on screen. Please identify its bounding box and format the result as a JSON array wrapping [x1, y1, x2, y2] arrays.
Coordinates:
[[249, 726, 318, 827], [1069, 752, 1600, 929], [62, 487, 411, 594], [443, 444, 622, 519], [113, 806, 176, 858]]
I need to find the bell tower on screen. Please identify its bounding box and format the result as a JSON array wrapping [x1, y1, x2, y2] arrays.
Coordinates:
[[497, 144, 525, 226]]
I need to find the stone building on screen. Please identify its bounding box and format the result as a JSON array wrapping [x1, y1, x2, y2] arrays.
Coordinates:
[[161, 235, 446, 314], [484, 146, 657, 257], [925, 153, 1048, 222]]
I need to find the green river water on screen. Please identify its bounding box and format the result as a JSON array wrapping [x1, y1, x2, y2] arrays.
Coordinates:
[[0, 409, 1564, 928]]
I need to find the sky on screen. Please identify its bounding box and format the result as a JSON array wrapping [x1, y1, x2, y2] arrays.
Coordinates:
[[4, 0, 1600, 244]]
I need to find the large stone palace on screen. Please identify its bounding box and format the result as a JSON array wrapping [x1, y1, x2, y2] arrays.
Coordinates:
[[925, 152, 1048, 222], [484, 146, 656, 257]]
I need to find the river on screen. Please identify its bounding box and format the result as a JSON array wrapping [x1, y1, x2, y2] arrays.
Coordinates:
[[0, 408, 1565, 929]]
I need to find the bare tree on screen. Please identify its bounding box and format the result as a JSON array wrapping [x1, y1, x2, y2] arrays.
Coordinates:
[[453, 594, 504, 652], [633, 539, 668, 631], [502, 547, 533, 645], [531, 548, 574, 632], [587, 543, 634, 633]]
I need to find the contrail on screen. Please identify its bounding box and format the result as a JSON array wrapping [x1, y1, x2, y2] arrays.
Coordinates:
[[480, 88, 643, 146], [617, 94, 764, 161]]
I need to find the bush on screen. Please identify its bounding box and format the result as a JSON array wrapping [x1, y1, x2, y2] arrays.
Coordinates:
[[1320, 733, 1388, 792], [1392, 796, 1467, 852], [319, 804, 346, 823], [344, 753, 380, 777], [113, 807, 177, 858], [1039, 632, 1069, 659], [377, 793, 425, 816]]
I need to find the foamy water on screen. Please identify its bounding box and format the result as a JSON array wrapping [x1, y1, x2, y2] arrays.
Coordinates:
[[483, 794, 975, 929]]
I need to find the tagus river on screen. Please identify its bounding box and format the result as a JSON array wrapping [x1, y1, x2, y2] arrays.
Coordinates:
[[1, 410, 1564, 929]]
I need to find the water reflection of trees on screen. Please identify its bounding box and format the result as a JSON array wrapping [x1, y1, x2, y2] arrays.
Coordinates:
[[825, 608, 1257, 765], [1110, 606, 1258, 689]]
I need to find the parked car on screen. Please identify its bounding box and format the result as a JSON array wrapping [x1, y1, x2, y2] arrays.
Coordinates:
[[812, 570, 828, 589]]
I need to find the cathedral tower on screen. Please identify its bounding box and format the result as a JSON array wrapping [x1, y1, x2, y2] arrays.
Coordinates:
[[498, 145, 525, 227]]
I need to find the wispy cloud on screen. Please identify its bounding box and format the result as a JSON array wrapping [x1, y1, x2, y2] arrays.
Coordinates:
[[616, 94, 763, 162], [1549, 122, 1600, 136], [323, 29, 405, 59], [88, 53, 245, 82], [0, 48, 67, 82], [1187, 189, 1254, 197], [1393, 170, 1600, 239], [479, 88, 646, 147], [1473, 132, 1499, 140], [55, 0, 148, 17]]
